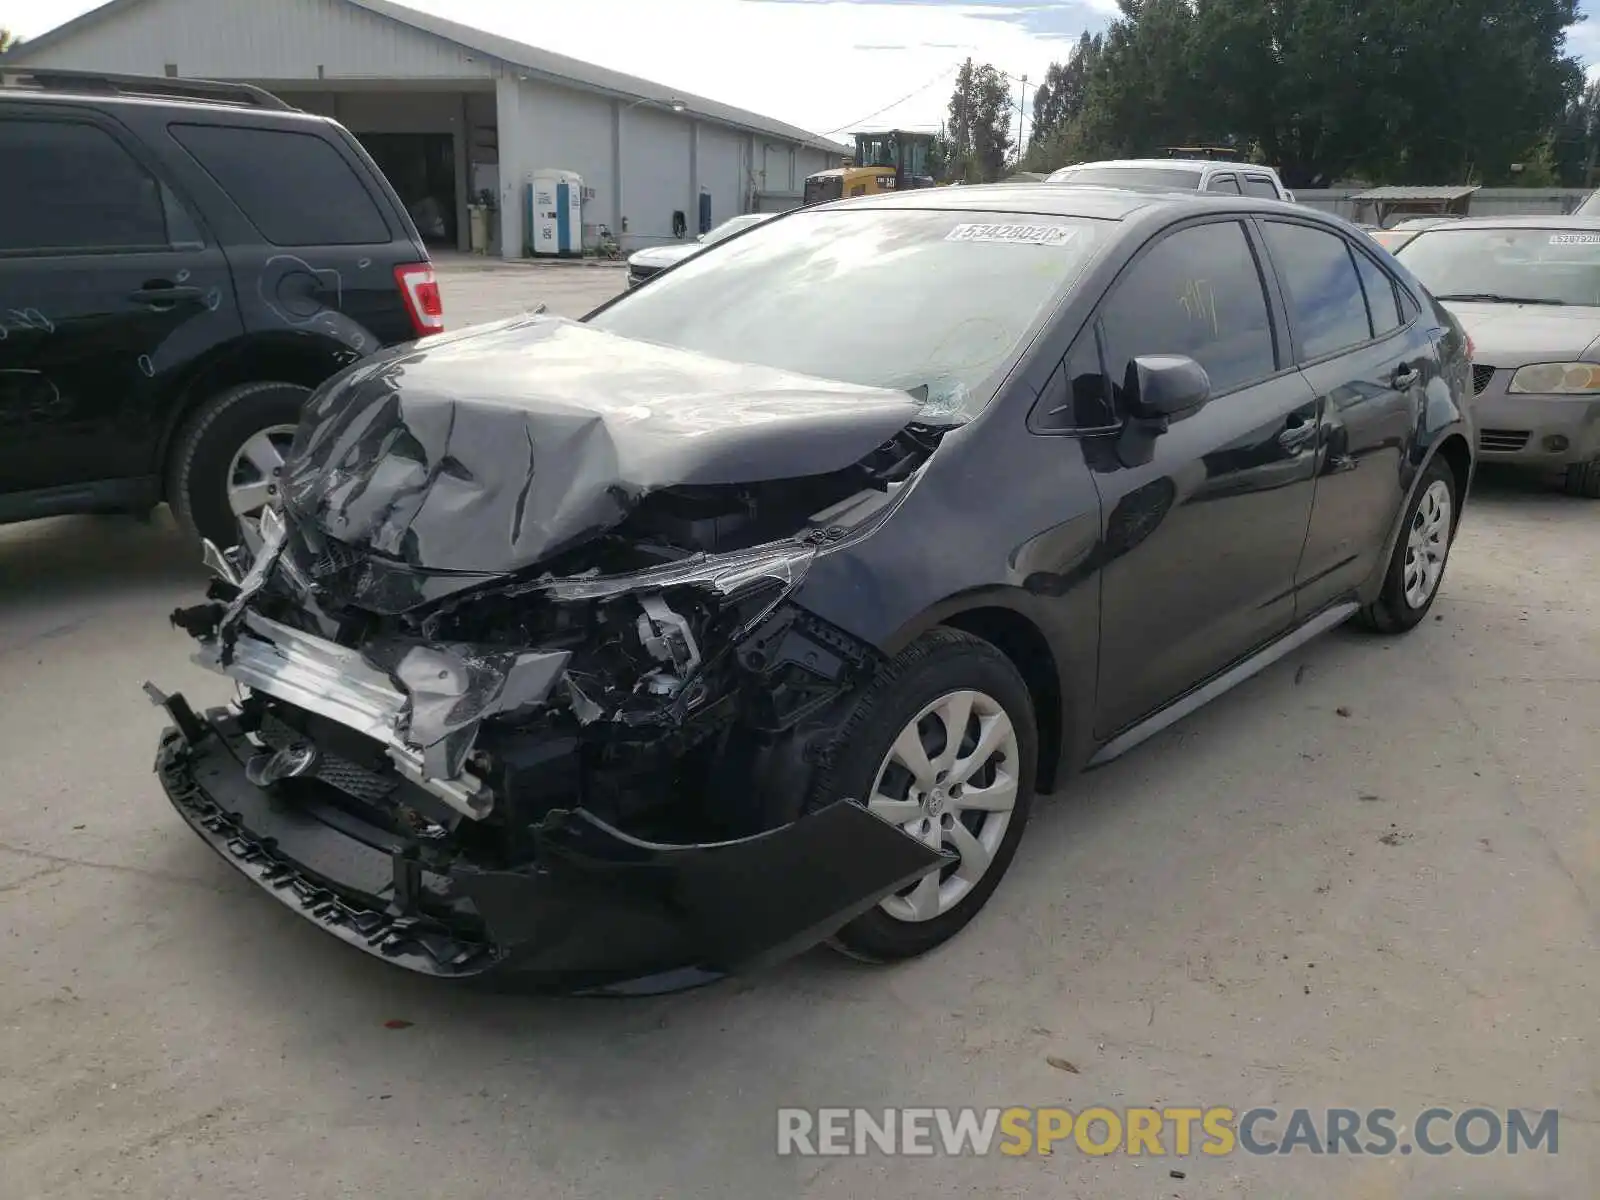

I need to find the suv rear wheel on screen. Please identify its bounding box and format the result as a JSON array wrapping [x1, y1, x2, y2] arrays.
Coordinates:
[[167, 381, 310, 549]]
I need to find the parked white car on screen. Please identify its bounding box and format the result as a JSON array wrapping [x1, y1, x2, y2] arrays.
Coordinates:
[[626, 212, 779, 287], [1047, 158, 1295, 203]]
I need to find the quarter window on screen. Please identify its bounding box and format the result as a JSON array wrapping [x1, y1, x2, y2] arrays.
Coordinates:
[[1352, 248, 1402, 337], [1261, 221, 1373, 359], [0, 119, 168, 253], [1099, 220, 1278, 400], [170, 123, 391, 246]]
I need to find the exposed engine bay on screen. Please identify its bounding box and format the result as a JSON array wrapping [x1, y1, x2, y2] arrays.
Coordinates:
[[149, 317, 965, 984], [171, 409, 945, 868]]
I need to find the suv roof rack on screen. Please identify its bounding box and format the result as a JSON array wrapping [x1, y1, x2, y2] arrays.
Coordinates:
[[0, 67, 296, 112]]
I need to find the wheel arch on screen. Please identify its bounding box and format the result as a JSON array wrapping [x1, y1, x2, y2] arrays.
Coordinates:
[[155, 332, 363, 494], [1432, 431, 1473, 524], [938, 605, 1065, 793], [1364, 427, 1474, 603]]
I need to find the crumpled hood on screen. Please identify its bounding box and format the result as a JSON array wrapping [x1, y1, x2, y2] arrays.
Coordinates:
[[281, 315, 922, 577], [1444, 301, 1600, 367]]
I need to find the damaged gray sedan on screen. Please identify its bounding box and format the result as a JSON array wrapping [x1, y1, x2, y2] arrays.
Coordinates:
[[150, 185, 1472, 991]]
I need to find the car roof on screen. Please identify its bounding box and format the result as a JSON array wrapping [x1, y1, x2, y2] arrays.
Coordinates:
[[1407, 215, 1600, 232], [818, 182, 1304, 222], [0, 84, 334, 126], [1056, 158, 1277, 175]]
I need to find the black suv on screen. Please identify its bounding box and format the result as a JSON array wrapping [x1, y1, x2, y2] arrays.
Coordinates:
[[0, 69, 445, 549]]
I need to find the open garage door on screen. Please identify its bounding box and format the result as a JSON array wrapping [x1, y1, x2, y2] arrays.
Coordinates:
[[359, 132, 458, 246]]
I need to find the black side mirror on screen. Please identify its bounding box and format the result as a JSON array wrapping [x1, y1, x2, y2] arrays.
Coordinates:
[[1115, 355, 1211, 468], [1125, 355, 1211, 424]]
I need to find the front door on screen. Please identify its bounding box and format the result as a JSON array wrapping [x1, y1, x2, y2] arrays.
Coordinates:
[[1086, 217, 1320, 737], [0, 111, 243, 499]]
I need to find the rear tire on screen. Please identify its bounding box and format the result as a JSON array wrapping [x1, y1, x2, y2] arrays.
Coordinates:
[[807, 629, 1037, 963], [166, 382, 310, 550], [1356, 456, 1457, 634], [1563, 458, 1600, 498]]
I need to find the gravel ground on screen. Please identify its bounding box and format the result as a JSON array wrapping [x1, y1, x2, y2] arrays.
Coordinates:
[[0, 262, 1592, 1198]]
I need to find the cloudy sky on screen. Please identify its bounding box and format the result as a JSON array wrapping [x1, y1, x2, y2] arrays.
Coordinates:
[[3, 0, 1597, 139]]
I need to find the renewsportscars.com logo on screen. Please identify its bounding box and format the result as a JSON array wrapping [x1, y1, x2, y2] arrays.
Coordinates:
[[776, 1106, 1560, 1158]]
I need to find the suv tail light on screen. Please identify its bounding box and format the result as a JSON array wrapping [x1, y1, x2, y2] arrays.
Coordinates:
[[394, 262, 444, 337]]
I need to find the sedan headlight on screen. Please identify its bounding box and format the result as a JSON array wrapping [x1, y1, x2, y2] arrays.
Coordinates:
[[1507, 363, 1600, 394]]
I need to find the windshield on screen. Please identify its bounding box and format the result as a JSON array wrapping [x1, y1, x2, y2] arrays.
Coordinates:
[[700, 215, 766, 245], [588, 209, 1107, 422], [1398, 227, 1600, 306], [1049, 166, 1202, 190]]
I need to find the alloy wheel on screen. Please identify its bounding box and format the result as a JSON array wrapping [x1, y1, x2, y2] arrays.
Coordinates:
[[865, 689, 1020, 923], [226, 424, 298, 520]]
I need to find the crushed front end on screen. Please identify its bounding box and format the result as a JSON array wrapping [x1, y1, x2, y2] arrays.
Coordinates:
[[149, 343, 952, 989]]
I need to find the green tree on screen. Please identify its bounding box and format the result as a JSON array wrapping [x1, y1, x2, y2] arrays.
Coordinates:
[[1031, 32, 1102, 143], [1552, 75, 1600, 186], [0, 28, 23, 54], [1067, 0, 1583, 186], [945, 59, 1013, 182]]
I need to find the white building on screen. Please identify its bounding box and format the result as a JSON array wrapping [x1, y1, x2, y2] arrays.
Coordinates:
[[6, 0, 848, 257]]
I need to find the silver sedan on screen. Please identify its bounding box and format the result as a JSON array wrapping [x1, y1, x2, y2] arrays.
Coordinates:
[[1397, 217, 1600, 495]]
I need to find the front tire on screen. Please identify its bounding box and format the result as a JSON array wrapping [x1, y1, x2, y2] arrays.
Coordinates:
[[808, 629, 1037, 963], [1563, 458, 1600, 498], [1357, 457, 1457, 633], [167, 382, 310, 549]]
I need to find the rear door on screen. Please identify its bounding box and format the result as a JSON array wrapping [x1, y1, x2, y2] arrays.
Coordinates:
[[1256, 218, 1433, 611], [0, 108, 242, 500], [164, 118, 426, 350], [1087, 216, 1320, 737]]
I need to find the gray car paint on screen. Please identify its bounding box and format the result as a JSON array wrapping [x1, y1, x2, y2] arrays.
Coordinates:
[[1398, 217, 1600, 467], [1446, 301, 1600, 366]]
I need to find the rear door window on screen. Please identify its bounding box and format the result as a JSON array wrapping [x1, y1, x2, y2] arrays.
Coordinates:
[[0, 118, 168, 253], [1098, 219, 1279, 399], [170, 123, 391, 245], [1207, 174, 1242, 194], [1242, 175, 1280, 199], [1261, 221, 1373, 359]]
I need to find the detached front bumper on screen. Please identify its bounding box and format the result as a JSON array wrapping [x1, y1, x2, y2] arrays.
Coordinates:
[[152, 698, 943, 994]]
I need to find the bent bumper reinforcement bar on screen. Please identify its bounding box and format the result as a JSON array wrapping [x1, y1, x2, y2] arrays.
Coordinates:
[[151, 697, 948, 994]]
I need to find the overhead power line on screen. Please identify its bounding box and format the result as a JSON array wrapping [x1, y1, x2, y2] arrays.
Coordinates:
[[819, 62, 962, 136]]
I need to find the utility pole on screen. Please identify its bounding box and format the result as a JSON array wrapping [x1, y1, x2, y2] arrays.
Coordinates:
[[1015, 74, 1028, 161]]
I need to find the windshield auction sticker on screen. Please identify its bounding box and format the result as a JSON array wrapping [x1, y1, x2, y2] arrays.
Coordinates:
[[946, 223, 1078, 246]]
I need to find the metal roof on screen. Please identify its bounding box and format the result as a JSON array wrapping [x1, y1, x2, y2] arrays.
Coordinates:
[[9, 0, 851, 155], [1351, 186, 1481, 201]]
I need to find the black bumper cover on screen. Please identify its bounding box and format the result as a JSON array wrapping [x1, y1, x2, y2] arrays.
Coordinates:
[[153, 700, 945, 995]]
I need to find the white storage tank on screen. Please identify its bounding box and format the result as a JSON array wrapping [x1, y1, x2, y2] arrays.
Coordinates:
[[528, 169, 583, 257]]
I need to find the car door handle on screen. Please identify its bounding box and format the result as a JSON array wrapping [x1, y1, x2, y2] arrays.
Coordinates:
[[1278, 420, 1318, 454], [129, 284, 205, 307], [1392, 366, 1420, 389]]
